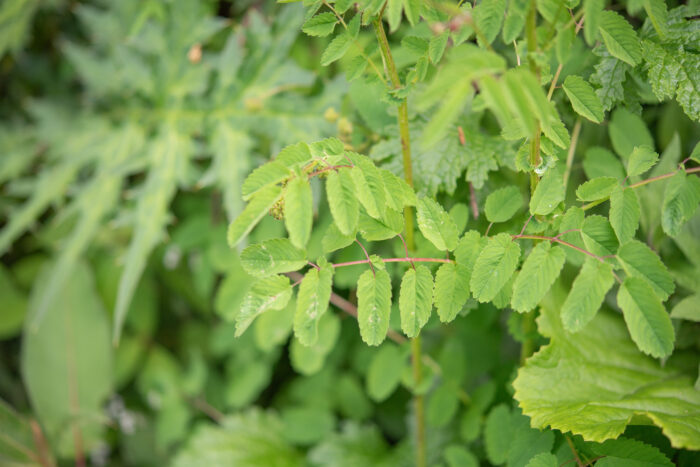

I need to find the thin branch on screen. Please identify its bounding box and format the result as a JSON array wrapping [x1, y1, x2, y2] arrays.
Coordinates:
[[332, 257, 454, 268], [398, 233, 415, 270], [565, 435, 584, 467], [354, 239, 375, 275], [563, 119, 582, 192]]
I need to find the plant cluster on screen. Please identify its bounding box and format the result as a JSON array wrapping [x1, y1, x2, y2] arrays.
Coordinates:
[[1, 0, 700, 466]]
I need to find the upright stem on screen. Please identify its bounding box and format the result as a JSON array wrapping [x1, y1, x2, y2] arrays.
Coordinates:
[[373, 18, 424, 467]]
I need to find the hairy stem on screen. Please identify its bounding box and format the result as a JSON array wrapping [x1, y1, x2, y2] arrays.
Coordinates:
[[373, 17, 424, 467]]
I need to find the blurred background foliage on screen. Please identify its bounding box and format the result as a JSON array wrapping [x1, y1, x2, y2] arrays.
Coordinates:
[[1, 0, 699, 466]]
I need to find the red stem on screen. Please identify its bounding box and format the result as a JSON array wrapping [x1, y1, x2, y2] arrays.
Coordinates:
[[332, 257, 453, 268]]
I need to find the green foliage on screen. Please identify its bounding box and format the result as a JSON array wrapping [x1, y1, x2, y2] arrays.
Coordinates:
[[3, 0, 700, 465]]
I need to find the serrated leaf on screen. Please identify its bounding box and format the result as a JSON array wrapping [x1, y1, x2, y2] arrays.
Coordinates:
[[276, 142, 313, 168], [514, 294, 700, 449], [559, 206, 587, 265], [670, 295, 700, 322], [321, 32, 352, 66], [326, 169, 359, 236], [357, 267, 392, 346], [399, 266, 433, 338], [584, 0, 604, 45], [358, 209, 403, 241], [242, 161, 290, 200], [322, 222, 355, 253], [503, 0, 528, 43], [598, 11, 642, 66], [525, 453, 558, 467], [609, 108, 654, 161], [617, 277, 674, 358], [228, 185, 283, 247], [240, 238, 307, 277], [592, 437, 673, 466], [428, 31, 449, 64], [380, 168, 417, 210], [642, 0, 668, 39], [511, 243, 566, 313], [576, 176, 618, 201], [562, 75, 605, 123], [529, 170, 565, 216], [366, 344, 403, 401], [433, 263, 470, 323], [561, 259, 615, 332], [584, 147, 626, 180], [302, 12, 338, 37], [236, 275, 292, 337], [609, 187, 640, 244], [473, 0, 506, 45], [626, 145, 659, 177], [662, 171, 700, 237], [618, 240, 674, 301], [294, 260, 333, 346], [591, 51, 630, 112], [484, 186, 523, 223], [581, 215, 618, 257], [348, 154, 387, 220], [470, 233, 521, 303], [284, 176, 313, 249], [416, 197, 459, 251]]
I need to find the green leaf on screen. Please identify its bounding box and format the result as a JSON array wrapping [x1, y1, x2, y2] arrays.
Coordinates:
[[399, 265, 433, 338], [598, 11, 642, 66], [228, 185, 283, 247], [380, 168, 416, 210], [617, 277, 674, 358], [562, 75, 605, 123], [172, 409, 301, 467], [671, 295, 700, 322], [428, 31, 449, 64], [348, 154, 387, 220], [321, 32, 352, 66], [581, 215, 618, 257], [326, 169, 359, 236], [22, 262, 112, 458], [609, 187, 640, 244], [358, 209, 403, 241], [662, 171, 700, 237], [525, 453, 558, 467], [559, 206, 587, 265], [302, 12, 338, 37], [484, 404, 515, 465], [427, 384, 459, 427], [617, 240, 674, 301], [642, 0, 668, 39], [294, 259, 333, 346], [473, 0, 506, 45], [284, 176, 313, 249], [511, 243, 566, 313], [242, 162, 290, 200], [366, 344, 404, 402], [237, 275, 292, 337], [357, 267, 392, 346], [416, 197, 459, 251], [514, 290, 700, 449], [530, 170, 565, 215], [470, 233, 521, 303], [561, 259, 615, 333], [591, 437, 673, 467], [584, 147, 626, 180], [626, 145, 659, 177], [0, 265, 27, 339], [322, 223, 355, 253], [575, 176, 618, 201], [281, 406, 335, 445], [444, 445, 478, 467], [433, 263, 470, 323], [584, 0, 604, 45], [484, 186, 523, 223], [240, 238, 307, 277], [503, 0, 528, 43]]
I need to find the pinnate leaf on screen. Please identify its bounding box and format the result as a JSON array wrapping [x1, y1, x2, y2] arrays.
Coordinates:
[[240, 238, 306, 277], [511, 243, 565, 313], [609, 187, 640, 244], [349, 154, 387, 220], [416, 197, 459, 251], [321, 33, 352, 66], [228, 185, 282, 247], [302, 12, 338, 37], [294, 259, 333, 346], [575, 176, 618, 201], [326, 169, 359, 236], [581, 215, 618, 257], [617, 277, 674, 358], [357, 267, 392, 346], [470, 233, 520, 303], [661, 171, 700, 237], [484, 186, 523, 223], [241, 162, 290, 200], [236, 275, 292, 337], [626, 145, 658, 177], [617, 240, 674, 301], [433, 263, 470, 323], [598, 11, 642, 66], [284, 176, 313, 249], [562, 75, 604, 123], [399, 266, 433, 338], [529, 170, 564, 215], [592, 437, 672, 466], [561, 259, 615, 333]]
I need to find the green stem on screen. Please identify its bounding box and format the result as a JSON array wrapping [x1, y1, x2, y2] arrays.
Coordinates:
[[373, 17, 424, 467]]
